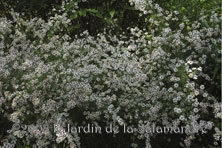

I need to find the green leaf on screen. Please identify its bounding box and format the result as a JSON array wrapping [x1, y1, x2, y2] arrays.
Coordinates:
[[202, 20, 209, 27], [67, 24, 80, 32], [213, 67, 219, 79], [86, 9, 98, 14], [109, 10, 115, 18], [79, 9, 86, 17], [121, 4, 136, 10], [86, 9, 103, 18], [70, 13, 78, 20]]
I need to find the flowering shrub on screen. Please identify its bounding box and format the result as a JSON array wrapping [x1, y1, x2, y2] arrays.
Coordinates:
[[0, 0, 221, 148]]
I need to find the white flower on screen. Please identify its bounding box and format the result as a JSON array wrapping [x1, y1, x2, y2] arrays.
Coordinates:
[[179, 23, 185, 30], [187, 60, 193, 65], [200, 85, 205, 89], [193, 108, 199, 113], [194, 90, 199, 96], [179, 115, 185, 121], [174, 107, 182, 113]]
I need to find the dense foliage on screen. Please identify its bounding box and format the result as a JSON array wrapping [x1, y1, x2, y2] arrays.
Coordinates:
[[0, 0, 221, 148]]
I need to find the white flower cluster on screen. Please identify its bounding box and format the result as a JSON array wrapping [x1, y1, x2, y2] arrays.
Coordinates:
[[0, 0, 221, 148]]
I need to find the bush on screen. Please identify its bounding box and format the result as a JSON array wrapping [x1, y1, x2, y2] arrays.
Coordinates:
[[0, 0, 221, 147]]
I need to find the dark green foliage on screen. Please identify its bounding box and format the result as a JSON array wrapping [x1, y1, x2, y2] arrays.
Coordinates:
[[63, 0, 143, 36], [0, 0, 61, 20]]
